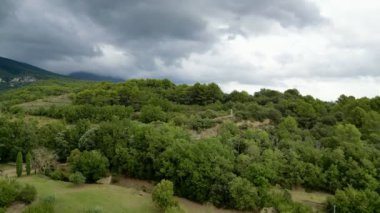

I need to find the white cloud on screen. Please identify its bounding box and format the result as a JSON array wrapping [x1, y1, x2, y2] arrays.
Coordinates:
[[156, 0, 380, 100], [1, 0, 379, 101]]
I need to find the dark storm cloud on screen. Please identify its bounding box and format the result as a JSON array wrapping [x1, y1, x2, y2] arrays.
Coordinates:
[[0, 0, 324, 75]]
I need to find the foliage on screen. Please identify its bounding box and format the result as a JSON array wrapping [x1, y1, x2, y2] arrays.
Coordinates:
[[16, 151, 23, 177], [48, 170, 66, 181], [2, 79, 380, 211], [68, 150, 109, 183], [140, 105, 166, 123], [85, 206, 103, 213], [18, 184, 37, 203], [228, 177, 258, 210], [0, 178, 37, 207], [26, 152, 32, 175], [69, 172, 86, 185], [152, 180, 177, 210], [31, 148, 58, 175], [327, 187, 380, 213], [22, 195, 55, 213]]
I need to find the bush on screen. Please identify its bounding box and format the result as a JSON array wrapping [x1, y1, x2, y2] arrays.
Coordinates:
[[18, 184, 37, 204], [190, 117, 217, 131], [152, 180, 177, 210], [48, 170, 65, 181], [22, 195, 55, 213], [85, 206, 103, 213], [164, 206, 185, 213], [228, 177, 258, 210], [0, 179, 20, 207], [69, 172, 86, 185], [0, 179, 37, 207], [42, 195, 56, 204], [327, 187, 380, 213], [140, 105, 166, 123], [269, 190, 312, 213], [68, 150, 109, 183]]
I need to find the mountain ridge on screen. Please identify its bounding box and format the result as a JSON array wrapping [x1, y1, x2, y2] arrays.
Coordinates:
[[0, 56, 64, 89]]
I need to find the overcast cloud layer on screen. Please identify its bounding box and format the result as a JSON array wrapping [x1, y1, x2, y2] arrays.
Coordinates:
[[0, 0, 379, 100]]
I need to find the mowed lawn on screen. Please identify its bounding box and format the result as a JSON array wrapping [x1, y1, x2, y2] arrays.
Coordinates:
[[17, 176, 160, 213]]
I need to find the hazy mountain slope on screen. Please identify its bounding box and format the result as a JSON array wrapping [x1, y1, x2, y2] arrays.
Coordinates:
[[0, 56, 64, 89]]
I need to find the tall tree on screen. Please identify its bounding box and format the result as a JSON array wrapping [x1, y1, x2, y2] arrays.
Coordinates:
[[25, 152, 31, 175], [16, 151, 23, 177]]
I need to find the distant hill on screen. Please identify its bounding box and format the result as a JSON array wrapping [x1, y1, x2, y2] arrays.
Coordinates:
[[68, 71, 125, 82], [0, 56, 64, 89]]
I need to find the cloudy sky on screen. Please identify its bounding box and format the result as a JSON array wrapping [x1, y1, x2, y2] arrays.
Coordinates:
[[0, 0, 379, 100]]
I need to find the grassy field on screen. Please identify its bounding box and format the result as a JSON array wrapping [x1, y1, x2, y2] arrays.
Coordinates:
[[1, 164, 330, 213], [17, 176, 159, 213], [14, 94, 71, 111], [289, 188, 330, 212], [9, 175, 237, 213]]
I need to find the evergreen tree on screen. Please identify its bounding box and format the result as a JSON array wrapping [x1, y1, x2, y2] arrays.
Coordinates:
[[26, 152, 31, 176], [16, 151, 23, 177]]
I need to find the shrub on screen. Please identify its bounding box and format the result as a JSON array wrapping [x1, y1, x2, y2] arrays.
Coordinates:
[[228, 177, 258, 210], [18, 184, 37, 204], [269, 190, 313, 213], [26, 152, 32, 176], [42, 195, 56, 204], [0, 179, 20, 207], [140, 105, 166, 123], [85, 206, 102, 213], [69, 172, 86, 185], [16, 152, 23, 177], [68, 150, 109, 183], [0, 179, 37, 207], [22, 195, 55, 213], [48, 170, 64, 181], [327, 187, 380, 213], [152, 180, 177, 210], [190, 117, 217, 131]]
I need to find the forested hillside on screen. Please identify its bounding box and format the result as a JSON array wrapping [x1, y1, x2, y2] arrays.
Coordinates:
[[0, 57, 64, 89], [1, 79, 380, 212]]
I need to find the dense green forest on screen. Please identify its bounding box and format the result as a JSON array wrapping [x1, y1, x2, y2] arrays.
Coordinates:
[[1, 79, 380, 212]]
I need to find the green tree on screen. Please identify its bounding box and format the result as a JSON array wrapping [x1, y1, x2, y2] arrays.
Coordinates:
[[327, 187, 380, 213], [152, 179, 177, 210], [140, 105, 166, 123], [16, 152, 23, 177], [25, 152, 31, 176], [68, 150, 109, 183], [228, 177, 258, 210]]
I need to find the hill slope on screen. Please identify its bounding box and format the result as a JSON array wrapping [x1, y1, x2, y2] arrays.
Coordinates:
[[0, 56, 64, 89]]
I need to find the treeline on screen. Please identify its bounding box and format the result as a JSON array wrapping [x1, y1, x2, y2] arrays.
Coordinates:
[[1, 79, 380, 212]]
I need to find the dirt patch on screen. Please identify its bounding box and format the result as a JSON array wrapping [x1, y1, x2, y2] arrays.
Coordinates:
[[0, 163, 16, 178], [5, 202, 26, 213], [112, 176, 155, 193], [236, 119, 271, 129], [289, 188, 330, 212], [97, 175, 112, 184], [190, 124, 220, 140]]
